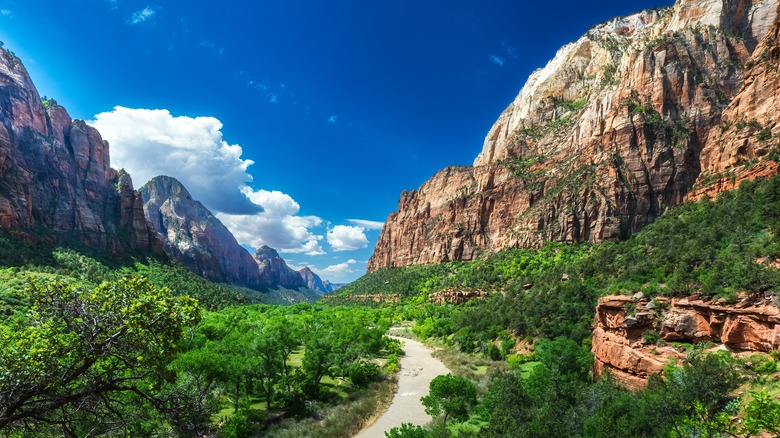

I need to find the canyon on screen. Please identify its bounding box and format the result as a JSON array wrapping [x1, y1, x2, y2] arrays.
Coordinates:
[[369, 0, 780, 271]]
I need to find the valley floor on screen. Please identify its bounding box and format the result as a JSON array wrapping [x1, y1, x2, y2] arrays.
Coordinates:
[[355, 336, 450, 437]]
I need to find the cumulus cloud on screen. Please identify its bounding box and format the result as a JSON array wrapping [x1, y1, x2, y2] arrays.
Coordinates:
[[347, 219, 384, 230], [327, 225, 369, 251], [89, 106, 260, 214], [489, 55, 505, 67], [322, 259, 357, 275], [90, 107, 333, 256], [217, 187, 326, 255], [127, 6, 157, 25]]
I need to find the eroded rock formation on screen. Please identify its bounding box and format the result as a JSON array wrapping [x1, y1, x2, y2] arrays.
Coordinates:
[[428, 289, 490, 305], [253, 245, 307, 289], [369, 0, 779, 271], [592, 294, 780, 388], [0, 48, 158, 252], [140, 176, 266, 288]]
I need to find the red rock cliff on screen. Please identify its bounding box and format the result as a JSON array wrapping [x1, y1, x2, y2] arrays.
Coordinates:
[[0, 48, 159, 253], [369, 0, 779, 271]]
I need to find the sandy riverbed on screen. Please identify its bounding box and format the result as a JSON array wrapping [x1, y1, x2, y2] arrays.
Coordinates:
[[354, 336, 450, 438]]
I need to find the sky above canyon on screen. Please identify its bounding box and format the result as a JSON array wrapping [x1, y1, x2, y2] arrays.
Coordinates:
[[0, 0, 671, 282]]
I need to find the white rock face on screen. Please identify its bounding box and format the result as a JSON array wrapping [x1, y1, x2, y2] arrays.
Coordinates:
[[473, 0, 777, 168]]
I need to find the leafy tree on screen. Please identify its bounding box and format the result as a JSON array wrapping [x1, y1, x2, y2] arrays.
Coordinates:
[[386, 422, 430, 437], [422, 374, 478, 422], [0, 277, 200, 435]]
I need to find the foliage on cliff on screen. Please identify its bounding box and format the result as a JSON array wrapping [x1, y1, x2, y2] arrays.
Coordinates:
[[338, 174, 780, 353]]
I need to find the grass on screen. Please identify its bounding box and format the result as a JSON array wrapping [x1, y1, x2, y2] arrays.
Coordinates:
[[264, 375, 398, 438], [430, 346, 505, 394]]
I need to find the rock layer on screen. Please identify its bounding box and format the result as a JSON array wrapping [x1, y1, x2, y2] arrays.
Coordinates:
[[0, 48, 158, 252], [592, 294, 780, 388], [369, 0, 779, 271]]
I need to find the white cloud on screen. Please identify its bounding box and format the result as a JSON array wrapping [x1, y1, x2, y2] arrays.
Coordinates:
[[90, 107, 331, 256], [89, 106, 259, 214], [127, 6, 157, 25], [217, 187, 326, 255], [489, 55, 505, 67], [105, 0, 118, 10], [327, 225, 369, 251], [322, 259, 357, 275], [347, 219, 384, 230], [0, 9, 12, 16], [328, 115, 337, 124]]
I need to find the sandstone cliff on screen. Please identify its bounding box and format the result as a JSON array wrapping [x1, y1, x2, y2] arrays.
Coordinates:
[[592, 294, 780, 388], [692, 0, 780, 197], [253, 245, 307, 289], [0, 48, 158, 253], [369, 0, 779, 271], [140, 176, 266, 288]]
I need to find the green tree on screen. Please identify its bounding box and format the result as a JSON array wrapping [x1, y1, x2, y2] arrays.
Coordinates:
[[422, 374, 478, 423], [386, 422, 430, 437], [0, 277, 200, 435]]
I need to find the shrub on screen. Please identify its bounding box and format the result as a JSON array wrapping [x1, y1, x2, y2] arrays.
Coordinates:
[[349, 362, 381, 388]]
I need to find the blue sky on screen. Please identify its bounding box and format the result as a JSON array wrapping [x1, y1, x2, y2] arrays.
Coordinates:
[[0, 0, 671, 282]]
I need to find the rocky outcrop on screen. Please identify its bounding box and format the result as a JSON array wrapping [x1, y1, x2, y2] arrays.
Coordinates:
[[140, 176, 265, 288], [253, 245, 307, 289], [321, 293, 401, 304], [428, 289, 489, 305], [0, 48, 158, 252], [369, 0, 779, 271], [592, 294, 780, 388]]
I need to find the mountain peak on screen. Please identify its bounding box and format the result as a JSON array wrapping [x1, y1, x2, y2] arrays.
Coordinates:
[[254, 245, 281, 261], [140, 175, 193, 203]]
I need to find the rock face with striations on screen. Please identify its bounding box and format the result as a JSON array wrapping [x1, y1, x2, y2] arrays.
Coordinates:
[[0, 47, 159, 252], [592, 294, 780, 388], [140, 175, 265, 288], [690, 0, 780, 199], [369, 0, 779, 271], [253, 245, 306, 289]]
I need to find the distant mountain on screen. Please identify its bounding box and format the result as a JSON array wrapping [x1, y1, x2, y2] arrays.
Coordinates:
[[322, 280, 347, 292], [140, 176, 266, 289], [299, 267, 326, 291], [253, 245, 307, 289], [0, 47, 159, 253]]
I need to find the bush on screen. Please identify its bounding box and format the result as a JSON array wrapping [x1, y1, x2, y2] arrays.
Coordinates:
[[642, 329, 661, 344], [219, 413, 254, 438], [385, 423, 429, 438], [349, 362, 381, 388]]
